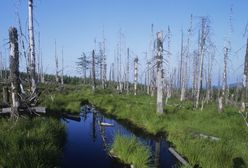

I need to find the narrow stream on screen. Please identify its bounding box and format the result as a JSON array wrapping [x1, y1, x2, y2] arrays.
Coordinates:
[[60, 106, 179, 168]]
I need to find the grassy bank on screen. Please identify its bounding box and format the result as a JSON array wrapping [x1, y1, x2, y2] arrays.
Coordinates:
[[110, 134, 151, 168], [0, 117, 65, 168], [42, 85, 248, 168]]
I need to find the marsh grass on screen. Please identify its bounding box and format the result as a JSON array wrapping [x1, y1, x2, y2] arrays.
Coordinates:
[[110, 134, 151, 168], [0, 117, 65, 168]]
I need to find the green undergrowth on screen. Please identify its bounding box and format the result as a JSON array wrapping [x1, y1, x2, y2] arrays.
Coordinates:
[[110, 134, 151, 168], [0, 117, 65, 168], [41, 84, 248, 168]]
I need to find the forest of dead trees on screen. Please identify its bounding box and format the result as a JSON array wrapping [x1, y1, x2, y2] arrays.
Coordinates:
[[0, 0, 248, 127]]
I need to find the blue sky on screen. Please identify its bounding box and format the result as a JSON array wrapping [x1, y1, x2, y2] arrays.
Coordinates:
[[0, 0, 248, 84]]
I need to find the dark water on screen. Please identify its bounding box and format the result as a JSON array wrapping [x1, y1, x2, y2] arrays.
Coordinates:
[[60, 106, 178, 168]]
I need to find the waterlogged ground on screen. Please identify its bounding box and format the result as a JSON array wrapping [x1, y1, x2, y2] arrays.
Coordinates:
[[60, 106, 178, 168]]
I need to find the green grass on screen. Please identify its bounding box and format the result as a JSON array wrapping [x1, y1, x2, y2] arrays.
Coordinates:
[[0, 117, 65, 168], [110, 134, 151, 168], [41, 84, 248, 168]]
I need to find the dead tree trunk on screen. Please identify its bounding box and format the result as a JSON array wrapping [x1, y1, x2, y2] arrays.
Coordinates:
[[195, 18, 208, 108], [28, 0, 37, 93], [147, 61, 151, 95], [241, 38, 248, 112], [9, 27, 21, 119], [156, 32, 164, 114], [180, 31, 186, 101], [134, 57, 138, 96], [126, 48, 130, 94], [92, 50, 96, 91], [0, 52, 3, 80], [219, 46, 228, 112], [61, 48, 64, 85], [55, 40, 59, 83]]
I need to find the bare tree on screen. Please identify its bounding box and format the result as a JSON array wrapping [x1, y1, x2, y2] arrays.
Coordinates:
[[126, 48, 130, 94], [180, 30, 186, 101], [156, 32, 164, 114], [92, 50, 96, 91], [195, 17, 209, 108], [54, 40, 59, 83], [61, 48, 64, 85], [239, 38, 248, 126], [28, 0, 37, 93], [134, 57, 138, 96]]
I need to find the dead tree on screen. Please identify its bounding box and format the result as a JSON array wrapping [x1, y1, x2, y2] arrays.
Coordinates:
[[166, 26, 172, 99], [0, 52, 3, 80], [28, 0, 37, 93], [9, 27, 21, 119], [102, 34, 107, 89], [195, 17, 209, 108], [54, 40, 59, 83], [147, 60, 151, 95], [37, 32, 41, 83], [206, 47, 215, 102], [150, 24, 156, 97], [61, 48, 64, 85], [180, 30, 186, 101], [241, 38, 248, 112], [126, 48, 130, 94], [134, 57, 138, 96], [92, 50, 96, 91], [239, 39, 248, 127], [76, 52, 89, 84], [219, 44, 229, 112], [156, 32, 164, 114]]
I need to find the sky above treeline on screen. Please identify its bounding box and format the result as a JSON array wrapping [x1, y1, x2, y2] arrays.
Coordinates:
[[0, 0, 248, 85]]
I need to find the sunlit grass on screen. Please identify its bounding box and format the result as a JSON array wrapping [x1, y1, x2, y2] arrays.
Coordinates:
[[110, 134, 151, 168], [0, 117, 65, 168]]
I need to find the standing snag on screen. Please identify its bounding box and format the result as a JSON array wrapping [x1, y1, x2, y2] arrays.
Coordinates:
[[156, 32, 164, 114], [28, 0, 37, 93], [134, 57, 138, 96], [9, 27, 21, 119], [92, 50, 96, 91]]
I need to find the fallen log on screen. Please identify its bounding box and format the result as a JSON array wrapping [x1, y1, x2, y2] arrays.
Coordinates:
[[99, 121, 114, 127], [63, 114, 81, 122], [0, 107, 11, 114], [168, 147, 190, 166], [0, 106, 46, 114]]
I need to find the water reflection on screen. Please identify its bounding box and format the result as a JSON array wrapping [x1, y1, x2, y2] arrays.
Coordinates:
[[155, 140, 161, 168], [92, 112, 96, 142]]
